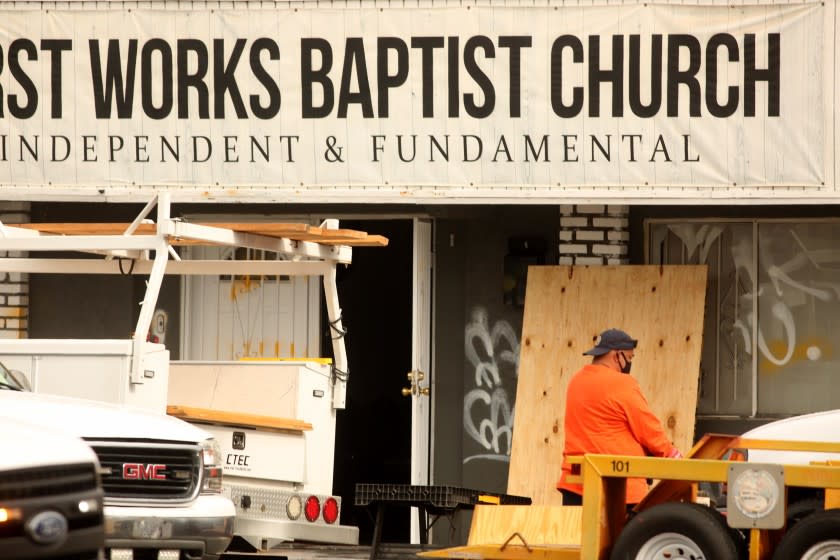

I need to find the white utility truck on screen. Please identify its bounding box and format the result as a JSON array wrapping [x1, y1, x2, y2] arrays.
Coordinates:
[[0, 384, 235, 560], [0, 191, 387, 551]]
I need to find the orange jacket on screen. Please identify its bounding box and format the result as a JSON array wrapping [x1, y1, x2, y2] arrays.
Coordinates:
[[556, 363, 677, 504]]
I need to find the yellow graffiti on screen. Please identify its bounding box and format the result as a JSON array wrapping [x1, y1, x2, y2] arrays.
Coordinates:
[[759, 336, 833, 374], [229, 275, 265, 300]]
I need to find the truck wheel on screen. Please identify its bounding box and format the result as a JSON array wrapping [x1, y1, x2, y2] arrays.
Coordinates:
[[610, 502, 738, 560], [772, 509, 840, 560], [786, 496, 824, 526]]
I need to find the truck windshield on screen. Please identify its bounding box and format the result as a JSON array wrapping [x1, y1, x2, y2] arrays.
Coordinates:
[[0, 362, 25, 391]]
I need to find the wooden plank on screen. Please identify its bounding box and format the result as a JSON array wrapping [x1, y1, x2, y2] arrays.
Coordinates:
[[507, 265, 708, 506], [467, 505, 581, 546], [15, 223, 158, 235], [167, 404, 312, 433], [316, 234, 389, 247], [205, 223, 312, 236], [418, 544, 580, 559], [13, 222, 389, 247]]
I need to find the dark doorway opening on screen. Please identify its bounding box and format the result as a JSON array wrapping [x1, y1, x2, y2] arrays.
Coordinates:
[[324, 219, 414, 545]]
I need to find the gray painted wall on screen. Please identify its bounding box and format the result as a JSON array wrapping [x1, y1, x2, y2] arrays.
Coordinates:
[[27, 203, 182, 357], [432, 206, 558, 545]]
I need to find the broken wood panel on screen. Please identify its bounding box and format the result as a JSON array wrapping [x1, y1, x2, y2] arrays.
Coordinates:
[[507, 265, 708, 506], [467, 505, 581, 546]]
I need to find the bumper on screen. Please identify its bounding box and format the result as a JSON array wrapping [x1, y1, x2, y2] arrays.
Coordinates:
[[0, 526, 103, 560], [236, 517, 359, 547], [0, 488, 104, 560], [104, 494, 235, 559]]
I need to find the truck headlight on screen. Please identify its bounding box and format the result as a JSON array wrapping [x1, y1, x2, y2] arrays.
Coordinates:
[[200, 438, 223, 493]]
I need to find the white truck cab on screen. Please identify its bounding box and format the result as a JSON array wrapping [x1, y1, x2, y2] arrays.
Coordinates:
[[742, 409, 840, 465], [0, 413, 105, 560], [0, 366, 235, 560], [1, 366, 105, 559]]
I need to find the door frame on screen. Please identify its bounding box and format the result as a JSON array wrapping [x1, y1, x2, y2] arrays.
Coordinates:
[[410, 217, 433, 543]]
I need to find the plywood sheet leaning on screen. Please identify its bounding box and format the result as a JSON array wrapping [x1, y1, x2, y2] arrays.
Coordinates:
[[466, 505, 582, 547], [507, 265, 708, 506]]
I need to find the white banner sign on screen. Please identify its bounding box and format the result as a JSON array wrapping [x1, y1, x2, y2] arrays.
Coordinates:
[[0, 3, 828, 198]]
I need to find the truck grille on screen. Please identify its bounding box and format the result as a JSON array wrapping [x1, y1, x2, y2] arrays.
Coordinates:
[[0, 463, 99, 500], [88, 441, 200, 502]]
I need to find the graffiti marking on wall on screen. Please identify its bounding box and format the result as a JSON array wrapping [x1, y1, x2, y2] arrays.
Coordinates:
[[671, 225, 838, 370], [463, 307, 520, 464]]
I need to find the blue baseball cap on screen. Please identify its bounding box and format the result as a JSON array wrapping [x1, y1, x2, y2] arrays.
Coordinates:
[[583, 328, 638, 356]]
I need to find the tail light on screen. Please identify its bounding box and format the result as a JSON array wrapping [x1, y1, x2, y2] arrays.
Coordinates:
[[286, 495, 303, 520], [304, 495, 320, 522], [323, 497, 339, 524]]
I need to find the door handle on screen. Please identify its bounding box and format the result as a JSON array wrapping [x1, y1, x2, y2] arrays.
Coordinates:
[[402, 370, 429, 397]]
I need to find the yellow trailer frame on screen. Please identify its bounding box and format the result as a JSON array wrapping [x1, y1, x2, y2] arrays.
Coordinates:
[[421, 434, 840, 560]]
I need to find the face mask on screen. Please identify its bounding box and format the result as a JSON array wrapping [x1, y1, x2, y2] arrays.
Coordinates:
[[618, 352, 633, 374]]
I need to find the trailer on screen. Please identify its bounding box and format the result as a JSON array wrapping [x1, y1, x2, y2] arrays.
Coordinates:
[[0, 191, 388, 549], [420, 433, 840, 560]]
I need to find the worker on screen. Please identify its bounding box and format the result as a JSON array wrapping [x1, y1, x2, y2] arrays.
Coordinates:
[[556, 328, 682, 506]]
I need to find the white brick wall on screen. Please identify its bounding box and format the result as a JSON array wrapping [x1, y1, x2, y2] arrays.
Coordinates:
[[559, 204, 630, 265], [0, 204, 29, 339]]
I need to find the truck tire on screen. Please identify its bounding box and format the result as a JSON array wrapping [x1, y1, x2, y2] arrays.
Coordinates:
[[771, 509, 840, 560], [786, 496, 824, 526], [610, 502, 739, 560]]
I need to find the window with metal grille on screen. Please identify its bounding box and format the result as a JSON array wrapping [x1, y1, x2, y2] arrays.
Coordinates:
[[647, 219, 840, 418]]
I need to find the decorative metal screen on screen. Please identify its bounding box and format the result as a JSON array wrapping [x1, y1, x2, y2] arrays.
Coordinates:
[[648, 220, 840, 417]]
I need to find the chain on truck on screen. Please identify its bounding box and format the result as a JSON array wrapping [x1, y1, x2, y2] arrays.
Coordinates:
[[0, 191, 388, 555]]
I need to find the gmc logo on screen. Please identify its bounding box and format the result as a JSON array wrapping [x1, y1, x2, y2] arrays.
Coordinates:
[[122, 463, 167, 480]]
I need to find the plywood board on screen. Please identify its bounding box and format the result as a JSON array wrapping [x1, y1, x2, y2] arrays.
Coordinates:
[[467, 505, 581, 546], [166, 405, 312, 433], [168, 362, 299, 418], [507, 265, 707, 505]]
